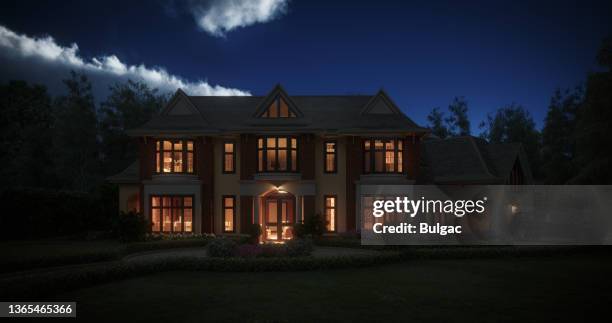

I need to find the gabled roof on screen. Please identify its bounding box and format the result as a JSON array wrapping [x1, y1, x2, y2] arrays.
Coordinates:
[[252, 84, 304, 118], [421, 136, 533, 184], [128, 86, 429, 135], [107, 161, 139, 184], [360, 90, 403, 115]]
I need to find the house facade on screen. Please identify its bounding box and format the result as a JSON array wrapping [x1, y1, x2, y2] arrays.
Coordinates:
[[108, 85, 532, 241]]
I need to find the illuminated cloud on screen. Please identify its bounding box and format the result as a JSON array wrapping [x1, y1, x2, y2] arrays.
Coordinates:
[[0, 25, 250, 96], [191, 0, 289, 37]]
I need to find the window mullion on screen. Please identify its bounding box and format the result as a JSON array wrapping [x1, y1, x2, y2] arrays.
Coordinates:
[[394, 139, 398, 173], [264, 138, 268, 172], [275, 138, 279, 172], [182, 140, 187, 173]]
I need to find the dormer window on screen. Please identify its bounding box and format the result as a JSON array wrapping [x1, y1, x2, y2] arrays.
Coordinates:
[[156, 139, 194, 174], [260, 96, 296, 118]]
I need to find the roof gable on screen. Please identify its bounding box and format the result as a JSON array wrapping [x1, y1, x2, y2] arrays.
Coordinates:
[[253, 84, 303, 118], [162, 89, 206, 119], [361, 90, 403, 115]]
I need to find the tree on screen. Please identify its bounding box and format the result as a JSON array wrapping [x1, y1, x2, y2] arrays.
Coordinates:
[[99, 80, 167, 176], [426, 96, 470, 138], [596, 35, 612, 70], [571, 37, 612, 183], [0, 81, 55, 188], [53, 71, 100, 191], [426, 107, 450, 139], [445, 96, 471, 136], [480, 103, 541, 178], [541, 88, 582, 183]]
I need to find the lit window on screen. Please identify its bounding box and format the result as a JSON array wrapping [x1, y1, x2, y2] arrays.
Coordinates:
[[223, 196, 235, 232], [156, 139, 194, 174], [324, 196, 337, 232], [150, 196, 193, 233], [260, 96, 297, 118], [257, 136, 298, 172], [363, 139, 404, 174], [223, 141, 235, 173], [324, 141, 337, 173]]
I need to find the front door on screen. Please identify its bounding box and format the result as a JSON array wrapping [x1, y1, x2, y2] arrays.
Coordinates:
[[264, 195, 294, 241]]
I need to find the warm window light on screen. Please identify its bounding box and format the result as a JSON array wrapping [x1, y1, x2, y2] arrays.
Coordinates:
[[511, 204, 520, 214]]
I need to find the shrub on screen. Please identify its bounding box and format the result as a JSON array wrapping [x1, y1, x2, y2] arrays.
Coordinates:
[[114, 211, 149, 242], [293, 223, 306, 238], [286, 239, 314, 257], [294, 214, 325, 238], [235, 244, 263, 258], [207, 238, 238, 258], [258, 243, 287, 257]]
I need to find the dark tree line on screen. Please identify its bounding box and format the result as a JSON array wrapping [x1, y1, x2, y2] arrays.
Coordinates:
[[427, 37, 612, 183], [1, 37, 611, 190], [0, 71, 168, 192]]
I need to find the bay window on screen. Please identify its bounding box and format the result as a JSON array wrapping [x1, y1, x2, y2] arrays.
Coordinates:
[[257, 136, 298, 172], [363, 139, 403, 174], [156, 139, 194, 174], [150, 195, 193, 233]]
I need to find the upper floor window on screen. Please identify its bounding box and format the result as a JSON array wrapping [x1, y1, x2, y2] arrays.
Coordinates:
[[260, 96, 296, 118], [223, 141, 235, 173], [156, 139, 194, 174], [257, 136, 298, 172], [324, 141, 337, 173], [363, 139, 403, 174]]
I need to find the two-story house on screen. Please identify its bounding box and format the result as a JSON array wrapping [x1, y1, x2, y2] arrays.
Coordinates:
[[108, 85, 532, 241]]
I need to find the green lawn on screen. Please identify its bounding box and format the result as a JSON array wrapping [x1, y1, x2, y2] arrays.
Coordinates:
[[53, 254, 612, 322], [0, 239, 210, 273], [0, 240, 124, 272]]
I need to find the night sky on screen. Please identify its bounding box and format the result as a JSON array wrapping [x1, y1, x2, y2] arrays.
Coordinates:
[[1, 0, 610, 130]]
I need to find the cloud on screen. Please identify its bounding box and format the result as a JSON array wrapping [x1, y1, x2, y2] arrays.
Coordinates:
[[190, 0, 288, 37], [0, 25, 250, 96]]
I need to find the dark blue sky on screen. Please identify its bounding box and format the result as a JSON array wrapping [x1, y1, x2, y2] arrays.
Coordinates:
[[1, 0, 610, 130]]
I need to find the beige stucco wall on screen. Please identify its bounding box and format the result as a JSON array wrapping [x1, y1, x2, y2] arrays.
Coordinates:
[[213, 136, 242, 235], [314, 137, 347, 233], [209, 135, 348, 234]]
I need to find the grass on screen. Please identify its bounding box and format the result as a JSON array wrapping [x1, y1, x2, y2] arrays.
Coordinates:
[[0, 239, 210, 273], [53, 253, 612, 322], [0, 240, 124, 272]]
